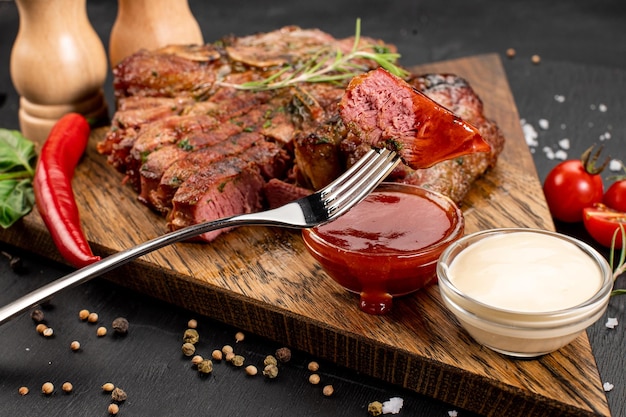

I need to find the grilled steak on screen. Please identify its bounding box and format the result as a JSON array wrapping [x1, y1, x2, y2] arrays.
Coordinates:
[[98, 26, 505, 241]]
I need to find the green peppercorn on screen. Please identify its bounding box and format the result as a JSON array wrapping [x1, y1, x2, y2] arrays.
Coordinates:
[[183, 328, 199, 344], [198, 359, 213, 374], [111, 387, 127, 402], [368, 401, 383, 416], [182, 342, 196, 356], [263, 364, 279, 379], [231, 355, 245, 367], [263, 355, 278, 367]]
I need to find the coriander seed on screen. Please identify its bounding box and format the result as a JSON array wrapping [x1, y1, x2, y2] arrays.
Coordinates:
[[231, 355, 245, 367], [245, 365, 258, 376], [42, 382, 54, 395], [62, 382, 73, 393], [36, 323, 47, 334], [211, 349, 223, 361], [263, 355, 277, 367], [222, 344, 233, 355], [531, 54, 541, 64], [30, 308, 44, 323], [307, 361, 319, 372], [183, 328, 199, 344], [70, 340, 81, 351], [191, 355, 204, 366], [108, 403, 119, 415], [198, 359, 213, 374], [182, 342, 196, 356], [309, 373, 321, 385], [78, 309, 90, 321], [263, 364, 279, 379], [18, 386, 29, 396], [102, 382, 115, 392], [275, 347, 291, 362], [368, 401, 383, 416], [97, 326, 107, 337], [187, 319, 197, 329], [111, 317, 129, 334], [225, 351, 235, 362], [43, 327, 54, 337], [322, 385, 334, 396], [235, 331, 245, 343], [111, 387, 127, 402], [87, 312, 98, 323]]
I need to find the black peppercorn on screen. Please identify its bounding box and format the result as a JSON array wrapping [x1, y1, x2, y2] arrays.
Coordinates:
[[111, 317, 129, 334]]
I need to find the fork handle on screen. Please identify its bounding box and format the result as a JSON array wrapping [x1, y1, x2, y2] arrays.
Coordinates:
[[0, 210, 287, 326]]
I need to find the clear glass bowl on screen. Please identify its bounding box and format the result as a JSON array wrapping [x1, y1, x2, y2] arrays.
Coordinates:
[[437, 228, 613, 358], [302, 183, 464, 315]]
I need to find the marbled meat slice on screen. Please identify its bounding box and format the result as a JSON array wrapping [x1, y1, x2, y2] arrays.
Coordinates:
[[339, 67, 491, 170]]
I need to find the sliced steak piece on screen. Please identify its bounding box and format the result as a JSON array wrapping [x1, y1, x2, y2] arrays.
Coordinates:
[[160, 140, 290, 220], [264, 179, 313, 209], [149, 132, 265, 212], [339, 67, 491, 170], [168, 161, 266, 242], [340, 73, 505, 204], [97, 96, 193, 167]]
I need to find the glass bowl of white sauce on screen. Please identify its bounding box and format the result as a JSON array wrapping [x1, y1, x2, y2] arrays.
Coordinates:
[[437, 228, 613, 358]]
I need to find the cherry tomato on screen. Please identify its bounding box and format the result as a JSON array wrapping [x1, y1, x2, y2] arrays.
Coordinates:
[[582, 205, 626, 249], [542, 146, 607, 223], [603, 180, 626, 212]]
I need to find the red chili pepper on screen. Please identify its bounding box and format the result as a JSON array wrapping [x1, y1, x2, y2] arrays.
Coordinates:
[[33, 113, 101, 268]]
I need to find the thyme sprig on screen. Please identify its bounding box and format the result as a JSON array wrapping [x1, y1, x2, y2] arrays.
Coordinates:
[[219, 19, 410, 91], [609, 224, 626, 296]]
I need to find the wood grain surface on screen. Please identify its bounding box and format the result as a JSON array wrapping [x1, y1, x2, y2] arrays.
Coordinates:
[[0, 54, 610, 417]]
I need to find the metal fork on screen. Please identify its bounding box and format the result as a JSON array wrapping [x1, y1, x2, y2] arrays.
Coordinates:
[[0, 148, 400, 326]]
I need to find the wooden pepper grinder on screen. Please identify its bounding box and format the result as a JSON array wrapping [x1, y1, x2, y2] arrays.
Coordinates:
[[109, 0, 204, 67], [10, 0, 109, 144]]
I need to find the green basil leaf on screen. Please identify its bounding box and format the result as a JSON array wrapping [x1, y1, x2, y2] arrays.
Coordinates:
[[0, 128, 36, 175], [0, 178, 35, 229]]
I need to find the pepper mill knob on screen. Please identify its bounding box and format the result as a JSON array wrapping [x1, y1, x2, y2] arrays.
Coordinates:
[[10, 0, 109, 144], [109, 0, 204, 67]]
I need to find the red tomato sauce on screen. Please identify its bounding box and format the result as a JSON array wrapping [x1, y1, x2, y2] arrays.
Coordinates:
[[302, 184, 464, 315]]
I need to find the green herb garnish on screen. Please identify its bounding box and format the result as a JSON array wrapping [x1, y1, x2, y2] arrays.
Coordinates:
[[0, 129, 37, 228], [219, 19, 409, 92]]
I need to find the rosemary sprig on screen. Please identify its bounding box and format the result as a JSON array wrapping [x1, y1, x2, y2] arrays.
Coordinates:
[[610, 224, 626, 296], [219, 18, 410, 91]]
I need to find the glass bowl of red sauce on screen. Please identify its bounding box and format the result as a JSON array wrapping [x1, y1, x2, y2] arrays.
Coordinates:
[[302, 183, 464, 315]]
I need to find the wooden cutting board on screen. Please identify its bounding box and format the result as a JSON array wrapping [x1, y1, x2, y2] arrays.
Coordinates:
[[0, 53, 610, 417]]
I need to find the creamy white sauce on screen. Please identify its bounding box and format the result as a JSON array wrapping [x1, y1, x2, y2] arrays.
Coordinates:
[[448, 232, 602, 312]]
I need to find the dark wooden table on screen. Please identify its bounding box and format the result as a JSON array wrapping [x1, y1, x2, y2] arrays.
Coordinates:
[[1, 1, 625, 416]]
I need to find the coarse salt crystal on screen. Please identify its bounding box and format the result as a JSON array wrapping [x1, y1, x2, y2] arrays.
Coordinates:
[[609, 159, 623, 172], [603, 382, 614, 392], [554, 150, 568, 160], [543, 146, 555, 160], [600, 132, 612, 141], [558, 138, 570, 149], [520, 119, 538, 147], [382, 397, 404, 414], [448, 411, 459, 417], [554, 94, 566, 103], [560, 123, 567, 129], [599, 103, 608, 112], [605, 317, 618, 329], [538, 118, 549, 130]]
